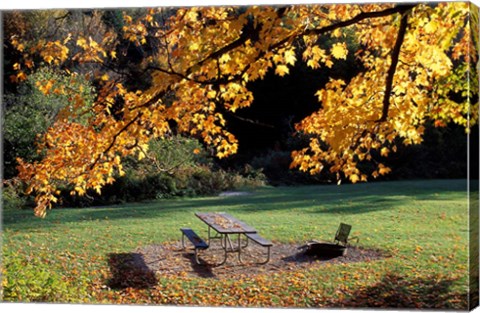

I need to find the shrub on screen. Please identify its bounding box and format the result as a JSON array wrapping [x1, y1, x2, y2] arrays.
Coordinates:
[[56, 135, 266, 207], [2, 251, 89, 303], [250, 150, 330, 185], [3, 67, 95, 178], [2, 178, 31, 211]]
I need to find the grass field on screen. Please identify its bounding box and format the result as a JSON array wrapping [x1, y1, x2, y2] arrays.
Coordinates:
[[1, 179, 473, 308]]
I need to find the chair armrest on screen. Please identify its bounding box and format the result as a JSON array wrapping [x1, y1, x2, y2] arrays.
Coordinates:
[[347, 236, 359, 245]]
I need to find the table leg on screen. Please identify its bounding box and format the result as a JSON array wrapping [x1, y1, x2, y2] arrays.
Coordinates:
[[207, 226, 211, 245], [217, 234, 228, 266], [257, 246, 271, 264], [241, 234, 249, 248], [237, 233, 244, 264], [207, 226, 225, 247], [225, 234, 234, 251]]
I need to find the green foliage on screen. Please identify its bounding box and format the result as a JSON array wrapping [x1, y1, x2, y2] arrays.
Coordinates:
[[58, 135, 266, 207], [2, 179, 29, 211], [248, 132, 335, 185], [185, 164, 266, 196], [116, 136, 263, 200], [250, 150, 329, 185], [2, 250, 89, 302], [139, 135, 211, 174], [3, 67, 95, 178], [379, 122, 469, 180]]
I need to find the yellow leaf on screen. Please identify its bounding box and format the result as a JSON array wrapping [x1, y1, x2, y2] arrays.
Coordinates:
[[275, 65, 289, 77], [207, 90, 217, 99], [378, 164, 391, 175], [74, 186, 85, 196], [284, 49, 297, 66], [189, 42, 199, 51], [307, 59, 319, 69], [186, 10, 198, 21], [424, 20, 438, 34], [16, 71, 27, 81], [16, 43, 25, 52], [331, 43, 348, 60], [332, 28, 342, 38], [350, 174, 360, 183], [219, 53, 231, 63], [380, 147, 389, 157], [124, 15, 133, 23], [76, 37, 87, 48], [44, 55, 54, 64]]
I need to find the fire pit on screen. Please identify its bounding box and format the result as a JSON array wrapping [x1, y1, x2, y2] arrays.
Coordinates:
[[300, 241, 347, 258], [298, 223, 357, 258]]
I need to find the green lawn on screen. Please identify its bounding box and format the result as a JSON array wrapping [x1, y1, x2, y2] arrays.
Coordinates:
[[1, 179, 473, 308]]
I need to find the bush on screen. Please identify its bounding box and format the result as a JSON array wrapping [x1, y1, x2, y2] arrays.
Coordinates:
[[2, 178, 30, 211], [250, 150, 331, 185], [372, 122, 469, 181], [2, 251, 89, 303], [177, 165, 266, 197], [57, 135, 267, 207], [3, 67, 95, 178]]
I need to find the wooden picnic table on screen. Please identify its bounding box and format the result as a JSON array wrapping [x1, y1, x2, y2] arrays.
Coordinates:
[[195, 212, 257, 265]]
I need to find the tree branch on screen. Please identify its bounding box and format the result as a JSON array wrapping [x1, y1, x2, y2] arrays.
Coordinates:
[[107, 4, 417, 167], [307, 5, 414, 36], [223, 110, 276, 129], [268, 4, 416, 53], [88, 112, 143, 170], [189, 17, 260, 76], [146, 5, 417, 93], [377, 8, 411, 122]]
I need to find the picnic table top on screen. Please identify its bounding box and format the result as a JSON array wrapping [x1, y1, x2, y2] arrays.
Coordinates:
[[195, 212, 257, 234]]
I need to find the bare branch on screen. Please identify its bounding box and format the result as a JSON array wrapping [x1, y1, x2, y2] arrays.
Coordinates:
[[88, 112, 143, 170], [377, 8, 411, 122], [100, 4, 417, 170]]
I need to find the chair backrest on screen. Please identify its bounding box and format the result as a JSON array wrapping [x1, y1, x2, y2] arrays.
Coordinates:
[[334, 223, 352, 246]]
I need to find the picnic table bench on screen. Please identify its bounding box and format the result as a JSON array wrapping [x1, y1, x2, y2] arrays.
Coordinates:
[[245, 232, 273, 263], [180, 228, 209, 264]]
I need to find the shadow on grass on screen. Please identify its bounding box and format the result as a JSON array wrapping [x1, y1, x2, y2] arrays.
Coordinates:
[[107, 253, 157, 290], [181, 252, 216, 278], [4, 180, 468, 229], [324, 273, 468, 309]]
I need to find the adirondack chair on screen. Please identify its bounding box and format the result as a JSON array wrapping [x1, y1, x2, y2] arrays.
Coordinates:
[[333, 223, 358, 247], [299, 223, 358, 257]]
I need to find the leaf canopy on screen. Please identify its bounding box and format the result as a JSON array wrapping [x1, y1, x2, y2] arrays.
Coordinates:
[[6, 2, 478, 217]]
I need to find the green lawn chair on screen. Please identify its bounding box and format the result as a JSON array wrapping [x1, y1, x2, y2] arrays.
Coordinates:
[[333, 223, 359, 247]]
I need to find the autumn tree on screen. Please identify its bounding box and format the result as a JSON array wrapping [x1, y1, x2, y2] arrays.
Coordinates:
[[6, 2, 478, 217]]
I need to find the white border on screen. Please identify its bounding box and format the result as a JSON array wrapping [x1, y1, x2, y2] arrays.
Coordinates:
[[1, 1, 478, 313]]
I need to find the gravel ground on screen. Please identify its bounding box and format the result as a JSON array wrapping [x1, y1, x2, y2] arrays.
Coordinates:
[[128, 239, 388, 280]]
